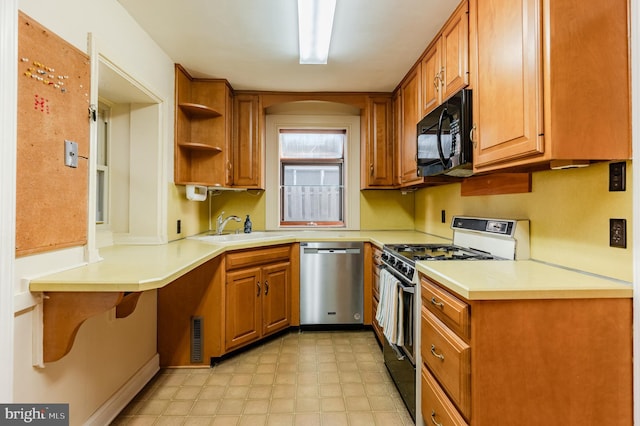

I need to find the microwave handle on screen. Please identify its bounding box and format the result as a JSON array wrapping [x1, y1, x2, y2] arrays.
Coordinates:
[[437, 108, 452, 167], [470, 123, 477, 148]]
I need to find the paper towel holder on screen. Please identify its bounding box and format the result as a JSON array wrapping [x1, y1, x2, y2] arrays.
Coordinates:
[[186, 184, 208, 201]]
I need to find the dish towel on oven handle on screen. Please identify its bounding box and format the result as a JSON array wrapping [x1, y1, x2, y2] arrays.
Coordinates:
[[376, 268, 404, 346]]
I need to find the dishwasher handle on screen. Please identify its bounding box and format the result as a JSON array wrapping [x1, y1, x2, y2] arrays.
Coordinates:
[[303, 248, 361, 254]]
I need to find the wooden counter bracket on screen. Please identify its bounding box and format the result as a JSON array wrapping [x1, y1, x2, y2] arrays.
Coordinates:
[[116, 292, 143, 319], [43, 292, 124, 363]]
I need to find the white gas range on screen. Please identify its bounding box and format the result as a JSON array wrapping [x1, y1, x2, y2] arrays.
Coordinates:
[[377, 216, 530, 423]]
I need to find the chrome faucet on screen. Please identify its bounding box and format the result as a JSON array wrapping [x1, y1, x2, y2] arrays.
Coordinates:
[[215, 211, 242, 235]]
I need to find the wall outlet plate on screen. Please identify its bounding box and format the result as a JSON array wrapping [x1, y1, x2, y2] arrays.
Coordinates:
[[64, 140, 78, 168], [609, 162, 626, 191], [610, 218, 627, 248]]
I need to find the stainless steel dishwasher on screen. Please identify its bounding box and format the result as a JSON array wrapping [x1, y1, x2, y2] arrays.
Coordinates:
[[299, 241, 364, 325]]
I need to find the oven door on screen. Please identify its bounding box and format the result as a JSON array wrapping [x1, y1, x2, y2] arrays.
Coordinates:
[[379, 266, 417, 421], [380, 272, 415, 365]]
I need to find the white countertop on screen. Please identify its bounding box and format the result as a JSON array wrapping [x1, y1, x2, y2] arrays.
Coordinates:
[[29, 231, 449, 292], [416, 259, 632, 300], [29, 231, 632, 299]]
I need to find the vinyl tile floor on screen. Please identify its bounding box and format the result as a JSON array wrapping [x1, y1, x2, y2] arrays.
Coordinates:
[[112, 330, 414, 426]]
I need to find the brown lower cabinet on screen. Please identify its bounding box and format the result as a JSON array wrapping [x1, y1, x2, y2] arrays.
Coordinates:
[[420, 274, 633, 426], [225, 260, 291, 352], [371, 245, 384, 344], [158, 244, 295, 367]]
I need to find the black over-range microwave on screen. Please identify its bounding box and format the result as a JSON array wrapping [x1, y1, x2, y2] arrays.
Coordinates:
[[417, 89, 473, 177]]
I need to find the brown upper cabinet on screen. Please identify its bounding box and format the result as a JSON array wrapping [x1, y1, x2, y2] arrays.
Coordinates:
[[362, 96, 395, 188], [398, 66, 423, 186], [394, 0, 469, 188], [421, 0, 469, 118], [174, 64, 233, 186], [232, 93, 264, 189], [470, 0, 631, 171]]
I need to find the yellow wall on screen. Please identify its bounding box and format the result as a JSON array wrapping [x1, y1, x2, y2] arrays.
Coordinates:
[[167, 184, 208, 241], [208, 190, 266, 233], [414, 161, 633, 282], [168, 186, 266, 237], [172, 161, 632, 282], [191, 188, 415, 234], [360, 190, 415, 230]]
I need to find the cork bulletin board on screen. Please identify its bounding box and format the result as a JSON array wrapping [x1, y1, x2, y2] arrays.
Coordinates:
[[16, 12, 91, 257]]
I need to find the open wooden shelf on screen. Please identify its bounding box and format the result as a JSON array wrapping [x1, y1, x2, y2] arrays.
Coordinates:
[[178, 141, 223, 152], [178, 102, 221, 118], [174, 64, 232, 187]]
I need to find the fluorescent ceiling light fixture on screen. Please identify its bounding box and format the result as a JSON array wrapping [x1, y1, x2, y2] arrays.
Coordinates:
[[298, 0, 336, 64]]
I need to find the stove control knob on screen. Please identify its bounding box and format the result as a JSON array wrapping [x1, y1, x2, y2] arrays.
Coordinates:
[[406, 268, 415, 279]]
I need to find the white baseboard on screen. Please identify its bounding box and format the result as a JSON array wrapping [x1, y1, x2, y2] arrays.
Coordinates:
[[84, 353, 159, 426]]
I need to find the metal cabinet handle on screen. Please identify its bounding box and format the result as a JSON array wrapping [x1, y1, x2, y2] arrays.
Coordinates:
[[370, 163, 374, 176], [431, 344, 445, 361], [431, 410, 443, 426], [264, 280, 269, 295], [431, 297, 444, 308], [433, 75, 440, 91], [257, 281, 261, 296]]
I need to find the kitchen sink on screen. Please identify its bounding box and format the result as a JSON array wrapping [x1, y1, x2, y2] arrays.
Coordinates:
[[189, 232, 292, 244]]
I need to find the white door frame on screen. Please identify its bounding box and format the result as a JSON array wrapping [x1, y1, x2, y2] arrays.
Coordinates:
[[0, 0, 18, 402]]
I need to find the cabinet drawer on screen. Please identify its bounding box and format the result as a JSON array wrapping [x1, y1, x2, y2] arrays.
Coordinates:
[[421, 276, 469, 339], [226, 245, 290, 270], [372, 246, 383, 265], [422, 306, 470, 418], [422, 366, 469, 426]]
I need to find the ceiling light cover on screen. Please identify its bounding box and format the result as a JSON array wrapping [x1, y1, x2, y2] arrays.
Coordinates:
[[298, 0, 337, 64]]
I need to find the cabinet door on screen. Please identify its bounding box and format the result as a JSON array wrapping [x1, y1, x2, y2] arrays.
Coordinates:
[[224, 87, 234, 186], [261, 262, 291, 336], [363, 96, 394, 187], [399, 68, 422, 186], [441, 1, 469, 101], [225, 267, 262, 351], [392, 91, 402, 186], [233, 94, 263, 188], [472, 0, 543, 169], [421, 41, 441, 117]]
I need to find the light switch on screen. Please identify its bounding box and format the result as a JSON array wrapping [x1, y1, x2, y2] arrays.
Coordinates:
[[65, 140, 78, 168]]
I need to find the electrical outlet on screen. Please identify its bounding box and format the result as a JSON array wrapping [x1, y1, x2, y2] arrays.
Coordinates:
[[609, 218, 626, 248], [609, 162, 626, 191], [64, 140, 78, 168]]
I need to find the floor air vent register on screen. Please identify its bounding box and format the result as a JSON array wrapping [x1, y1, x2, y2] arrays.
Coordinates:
[[190, 316, 203, 363]]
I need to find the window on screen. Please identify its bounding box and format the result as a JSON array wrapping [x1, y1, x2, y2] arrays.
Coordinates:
[[96, 102, 110, 226], [279, 130, 345, 227]]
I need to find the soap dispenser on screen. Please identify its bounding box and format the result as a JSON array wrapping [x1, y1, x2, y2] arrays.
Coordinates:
[[244, 215, 252, 233]]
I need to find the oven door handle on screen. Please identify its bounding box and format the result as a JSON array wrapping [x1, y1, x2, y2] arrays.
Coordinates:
[[398, 283, 415, 294]]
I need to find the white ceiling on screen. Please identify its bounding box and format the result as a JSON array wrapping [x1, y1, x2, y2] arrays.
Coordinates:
[[117, 0, 459, 92]]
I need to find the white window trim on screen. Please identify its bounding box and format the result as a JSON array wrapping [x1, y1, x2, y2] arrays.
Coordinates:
[[96, 100, 112, 231], [265, 114, 360, 230]]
